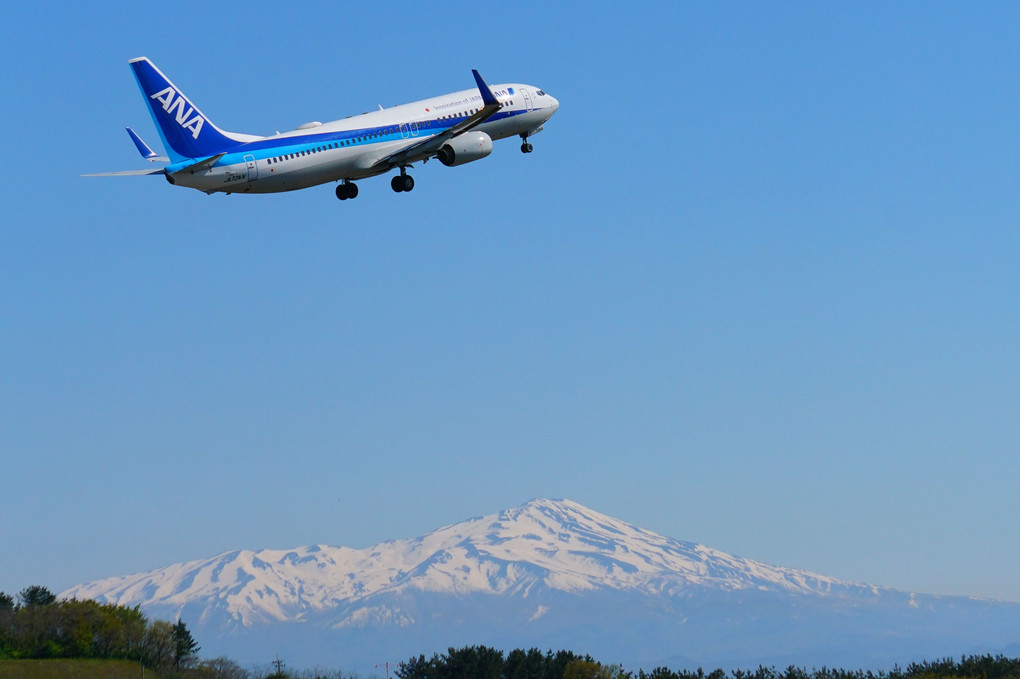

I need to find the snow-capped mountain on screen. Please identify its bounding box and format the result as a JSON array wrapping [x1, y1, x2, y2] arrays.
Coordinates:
[[62, 498, 1020, 673]]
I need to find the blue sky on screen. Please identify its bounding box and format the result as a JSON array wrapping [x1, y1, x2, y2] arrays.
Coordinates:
[[2, 2, 1019, 604]]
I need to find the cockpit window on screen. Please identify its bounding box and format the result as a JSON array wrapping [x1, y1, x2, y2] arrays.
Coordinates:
[[537, 90, 545, 96]]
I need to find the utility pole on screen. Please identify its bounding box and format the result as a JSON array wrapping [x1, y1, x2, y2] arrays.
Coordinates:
[[273, 654, 286, 676], [377, 661, 392, 679]]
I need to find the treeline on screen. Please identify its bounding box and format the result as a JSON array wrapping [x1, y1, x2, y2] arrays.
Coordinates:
[[0, 585, 200, 672], [395, 646, 620, 679], [392, 648, 1020, 679], [636, 655, 1020, 679]]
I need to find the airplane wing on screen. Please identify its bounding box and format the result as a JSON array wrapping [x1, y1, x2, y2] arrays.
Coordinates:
[[371, 69, 502, 170]]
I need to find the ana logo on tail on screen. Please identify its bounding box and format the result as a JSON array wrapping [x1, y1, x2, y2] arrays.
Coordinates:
[[149, 87, 205, 139]]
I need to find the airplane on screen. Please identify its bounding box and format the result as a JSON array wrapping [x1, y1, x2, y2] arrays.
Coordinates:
[[84, 57, 559, 201]]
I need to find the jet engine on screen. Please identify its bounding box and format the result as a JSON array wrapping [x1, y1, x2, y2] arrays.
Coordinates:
[[437, 131, 493, 167]]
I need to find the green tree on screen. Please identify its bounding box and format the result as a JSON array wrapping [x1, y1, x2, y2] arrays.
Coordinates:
[[440, 646, 505, 679], [563, 660, 618, 679], [398, 653, 439, 679], [173, 618, 200, 668], [503, 648, 548, 679], [0, 592, 13, 658], [546, 650, 587, 679], [198, 655, 252, 679], [144, 619, 176, 671], [17, 585, 56, 607]]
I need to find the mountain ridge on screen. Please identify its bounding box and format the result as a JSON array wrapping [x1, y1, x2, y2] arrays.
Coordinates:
[[61, 498, 1020, 672]]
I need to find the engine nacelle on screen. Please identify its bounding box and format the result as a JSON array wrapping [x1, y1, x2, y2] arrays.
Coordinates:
[[437, 131, 493, 167]]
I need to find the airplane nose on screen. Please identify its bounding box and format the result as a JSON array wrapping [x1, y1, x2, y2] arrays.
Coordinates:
[[548, 95, 560, 113]]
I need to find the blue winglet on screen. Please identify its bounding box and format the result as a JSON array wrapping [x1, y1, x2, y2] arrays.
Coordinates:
[[472, 69, 500, 108], [126, 126, 159, 160]]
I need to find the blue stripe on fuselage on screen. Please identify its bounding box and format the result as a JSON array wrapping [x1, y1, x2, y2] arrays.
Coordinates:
[[214, 108, 526, 165]]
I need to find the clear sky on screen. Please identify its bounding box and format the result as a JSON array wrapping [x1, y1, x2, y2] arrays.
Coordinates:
[[2, 2, 1019, 604]]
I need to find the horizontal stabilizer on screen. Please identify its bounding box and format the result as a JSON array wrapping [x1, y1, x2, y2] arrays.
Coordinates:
[[81, 169, 165, 177], [170, 152, 226, 175], [127, 127, 168, 162]]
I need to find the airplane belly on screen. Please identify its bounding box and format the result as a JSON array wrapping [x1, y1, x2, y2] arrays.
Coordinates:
[[247, 156, 355, 193]]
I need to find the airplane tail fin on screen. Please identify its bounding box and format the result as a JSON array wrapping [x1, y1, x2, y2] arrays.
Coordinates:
[[128, 57, 255, 162]]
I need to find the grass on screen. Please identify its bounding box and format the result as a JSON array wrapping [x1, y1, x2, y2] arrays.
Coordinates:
[[0, 658, 162, 679]]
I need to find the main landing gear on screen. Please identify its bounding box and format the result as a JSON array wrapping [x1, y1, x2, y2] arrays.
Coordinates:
[[391, 167, 414, 193], [336, 181, 358, 200]]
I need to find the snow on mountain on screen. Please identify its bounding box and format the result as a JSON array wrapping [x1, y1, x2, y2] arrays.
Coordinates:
[[61, 498, 1020, 673], [64, 499, 855, 622]]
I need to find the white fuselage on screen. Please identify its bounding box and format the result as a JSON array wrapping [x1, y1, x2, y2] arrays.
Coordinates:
[[168, 84, 559, 194]]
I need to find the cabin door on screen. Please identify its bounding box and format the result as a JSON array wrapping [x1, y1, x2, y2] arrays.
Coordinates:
[[244, 154, 258, 181]]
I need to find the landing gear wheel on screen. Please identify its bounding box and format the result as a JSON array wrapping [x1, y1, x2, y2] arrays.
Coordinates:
[[391, 174, 414, 193], [335, 182, 358, 200], [521, 142, 533, 154]]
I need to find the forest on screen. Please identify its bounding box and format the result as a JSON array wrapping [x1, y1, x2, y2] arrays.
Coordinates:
[[0, 585, 235, 677]]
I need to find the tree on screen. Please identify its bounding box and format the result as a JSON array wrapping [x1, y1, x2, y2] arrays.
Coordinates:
[[144, 619, 176, 671], [546, 650, 587, 679], [441, 646, 504, 679], [17, 585, 56, 607], [0, 592, 13, 658], [564, 660, 612, 679], [198, 655, 252, 679], [503, 648, 547, 679], [173, 619, 200, 668], [398, 653, 438, 679]]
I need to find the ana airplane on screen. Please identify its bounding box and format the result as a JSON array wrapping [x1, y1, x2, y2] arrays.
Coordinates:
[[85, 57, 559, 201]]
